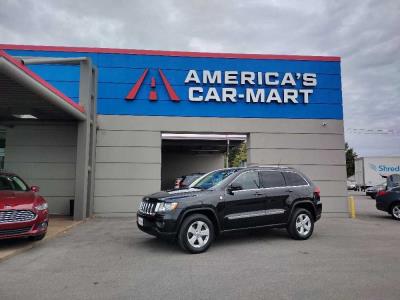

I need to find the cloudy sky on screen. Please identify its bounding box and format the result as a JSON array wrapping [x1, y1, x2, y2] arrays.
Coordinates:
[[1, 0, 399, 156]]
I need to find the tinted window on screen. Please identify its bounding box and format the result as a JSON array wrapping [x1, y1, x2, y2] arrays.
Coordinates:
[[260, 171, 285, 188], [233, 171, 260, 190], [283, 172, 308, 186]]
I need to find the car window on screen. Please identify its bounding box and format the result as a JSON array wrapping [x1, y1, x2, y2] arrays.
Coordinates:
[[391, 187, 400, 192], [0, 175, 28, 191], [283, 172, 308, 186], [232, 171, 260, 190], [193, 169, 240, 190], [260, 171, 286, 188], [11, 176, 28, 191], [0, 176, 13, 190]]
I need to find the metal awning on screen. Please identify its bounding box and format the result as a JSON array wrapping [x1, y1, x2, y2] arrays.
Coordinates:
[[0, 50, 86, 121]]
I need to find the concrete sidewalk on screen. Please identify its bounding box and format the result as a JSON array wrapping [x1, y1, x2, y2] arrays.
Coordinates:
[[0, 215, 81, 262]]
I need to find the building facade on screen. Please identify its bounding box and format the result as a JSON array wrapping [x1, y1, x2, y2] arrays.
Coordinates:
[[0, 45, 347, 218]]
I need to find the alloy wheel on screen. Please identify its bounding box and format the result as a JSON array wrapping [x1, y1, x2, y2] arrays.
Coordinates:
[[187, 220, 210, 248], [296, 214, 312, 236], [392, 205, 400, 219]]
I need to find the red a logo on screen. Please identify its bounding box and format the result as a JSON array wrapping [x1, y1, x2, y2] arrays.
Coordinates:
[[125, 69, 180, 101]]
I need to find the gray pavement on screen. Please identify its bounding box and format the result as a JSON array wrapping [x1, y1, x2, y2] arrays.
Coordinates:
[[0, 194, 399, 300]]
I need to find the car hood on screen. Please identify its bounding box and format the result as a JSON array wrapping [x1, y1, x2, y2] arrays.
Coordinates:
[[146, 188, 209, 201], [0, 190, 39, 209]]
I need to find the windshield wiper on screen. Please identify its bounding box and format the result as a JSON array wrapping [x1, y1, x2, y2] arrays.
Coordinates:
[[192, 186, 206, 190]]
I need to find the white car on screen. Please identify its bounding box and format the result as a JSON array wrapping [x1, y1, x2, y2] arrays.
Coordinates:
[[347, 180, 356, 190]]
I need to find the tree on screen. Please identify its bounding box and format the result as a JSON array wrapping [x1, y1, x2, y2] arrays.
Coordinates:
[[345, 142, 357, 177], [228, 142, 247, 167]]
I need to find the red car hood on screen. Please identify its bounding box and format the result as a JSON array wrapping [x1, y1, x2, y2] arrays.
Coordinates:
[[0, 190, 39, 210]]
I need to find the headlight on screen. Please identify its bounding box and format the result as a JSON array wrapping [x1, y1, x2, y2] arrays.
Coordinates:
[[35, 202, 48, 211], [155, 202, 178, 212]]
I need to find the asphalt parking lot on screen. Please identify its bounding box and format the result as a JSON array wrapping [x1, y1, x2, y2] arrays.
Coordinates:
[[0, 193, 399, 300]]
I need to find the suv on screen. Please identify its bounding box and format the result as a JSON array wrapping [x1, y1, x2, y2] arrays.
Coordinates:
[[137, 166, 322, 253]]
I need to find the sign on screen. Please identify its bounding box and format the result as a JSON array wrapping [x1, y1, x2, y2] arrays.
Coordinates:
[[369, 163, 400, 174], [4, 46, 343, 120], [184, 70, 317, 104]]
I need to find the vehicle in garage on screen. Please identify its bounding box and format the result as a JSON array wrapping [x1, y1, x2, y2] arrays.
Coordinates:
[[376, 186, 400, 220], [174, 173, 205, 189], [137, 166, 321, 253], [0, 172, 48, 240]]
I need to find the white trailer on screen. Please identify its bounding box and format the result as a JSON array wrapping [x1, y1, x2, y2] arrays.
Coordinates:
[[355, 156, 400, 188]]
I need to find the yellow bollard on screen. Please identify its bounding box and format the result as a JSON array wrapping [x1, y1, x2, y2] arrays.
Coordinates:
[[348, 196, 356, 219]]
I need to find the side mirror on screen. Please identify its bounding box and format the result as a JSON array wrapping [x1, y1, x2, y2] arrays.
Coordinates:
[[227, 182, 242, 195], [31, 186, 40, 192]]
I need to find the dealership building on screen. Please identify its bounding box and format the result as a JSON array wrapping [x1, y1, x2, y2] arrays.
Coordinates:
[[0, 44, 347, 219]]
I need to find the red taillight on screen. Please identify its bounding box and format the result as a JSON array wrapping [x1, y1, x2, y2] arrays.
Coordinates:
[[314, 187, 320, 198], [377, 190, 388, 197]]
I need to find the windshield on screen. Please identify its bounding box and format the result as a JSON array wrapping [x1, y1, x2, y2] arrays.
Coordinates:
[[181, 174, 204, 187], [192, 169, 240, 190], [0, 175, 29, 191]]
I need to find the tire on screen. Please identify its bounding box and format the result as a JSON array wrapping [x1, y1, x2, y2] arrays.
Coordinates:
[[287, 208, 314, 240], [178, 214, 214, 254], [391, 204, 400, 221], [31, 232, 46, 241]]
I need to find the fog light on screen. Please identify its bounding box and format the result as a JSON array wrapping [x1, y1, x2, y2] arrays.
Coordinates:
[[38, 222, 48, 230]]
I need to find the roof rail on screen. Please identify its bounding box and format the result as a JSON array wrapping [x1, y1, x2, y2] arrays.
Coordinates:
[[247, 165, 291, 169]]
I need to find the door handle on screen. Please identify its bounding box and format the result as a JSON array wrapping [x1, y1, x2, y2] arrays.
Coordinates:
[[254, 192, 263, 196], [286, 189, 293, 193]]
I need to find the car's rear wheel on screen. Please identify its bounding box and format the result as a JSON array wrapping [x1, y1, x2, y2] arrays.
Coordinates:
[[287, 208, 314, 240], [178, 214, 214, 254], [391, 204, 400, 220]]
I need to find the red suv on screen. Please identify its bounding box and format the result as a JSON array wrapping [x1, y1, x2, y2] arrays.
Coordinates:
[[0, 172, 48, 240]]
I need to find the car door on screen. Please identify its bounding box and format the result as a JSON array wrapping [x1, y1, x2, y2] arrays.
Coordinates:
[[223, 170, 267, 230], [258, 170, 290, 224]]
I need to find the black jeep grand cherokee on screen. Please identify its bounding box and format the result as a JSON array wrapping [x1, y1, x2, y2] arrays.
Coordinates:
[[137, 166, 322, 253]]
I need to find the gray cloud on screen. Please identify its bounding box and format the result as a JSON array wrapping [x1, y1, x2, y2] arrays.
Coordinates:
[[1, 0, 399, 156]]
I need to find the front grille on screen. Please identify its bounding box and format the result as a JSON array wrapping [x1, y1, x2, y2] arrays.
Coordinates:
[[139, 201, 159, 216], [0, 210, 36, 224], [0, 226, 32, 236]]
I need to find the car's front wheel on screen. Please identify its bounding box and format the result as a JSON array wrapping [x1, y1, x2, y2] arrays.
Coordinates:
[[178, 214, 214, 254], [287, 208, 314, 240], [391, 204, 400, 220]]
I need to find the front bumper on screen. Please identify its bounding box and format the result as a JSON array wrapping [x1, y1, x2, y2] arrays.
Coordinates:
[[136, 212, 178, 239], [376, 201, 388, 213], [0, 210, 48, 240]]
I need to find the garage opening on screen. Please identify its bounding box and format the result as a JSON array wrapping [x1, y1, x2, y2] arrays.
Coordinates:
[[161, 133, 247, 190]]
